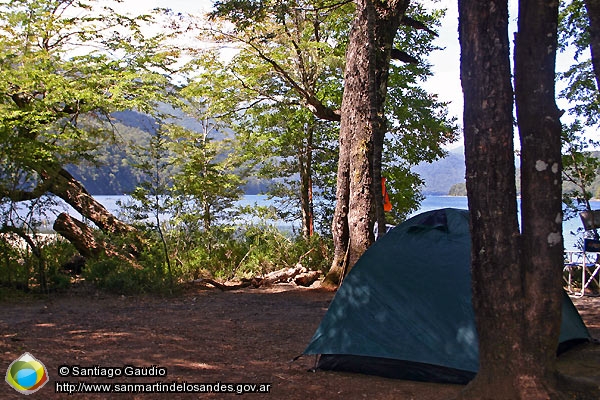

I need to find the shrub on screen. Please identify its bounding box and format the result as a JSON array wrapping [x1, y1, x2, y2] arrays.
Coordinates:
[[172, 224, 332, 282], [0, 235, 77, 294], [83, 232, 175, 294]]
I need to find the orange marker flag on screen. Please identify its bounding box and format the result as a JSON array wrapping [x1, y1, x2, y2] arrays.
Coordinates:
[[382, 177, 392, 212]]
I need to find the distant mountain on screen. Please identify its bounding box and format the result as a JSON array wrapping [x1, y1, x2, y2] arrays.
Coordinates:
[[111, 109, 158, 133], [112, 105, 229, 140], [412, 146, 466, 195]]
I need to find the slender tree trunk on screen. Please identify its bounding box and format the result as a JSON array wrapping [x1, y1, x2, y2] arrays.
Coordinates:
[[203, 201, 212, 232], [373, 128, 386, 239], [326, 0, 408, 285], [299, 123, 315, 240], [584, 0, 600, 90]]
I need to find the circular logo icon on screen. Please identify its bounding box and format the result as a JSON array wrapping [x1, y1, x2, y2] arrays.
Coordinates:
[[5, 352, 49, 395]]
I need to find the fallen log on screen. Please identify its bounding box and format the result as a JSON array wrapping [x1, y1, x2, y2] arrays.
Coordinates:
[[45, 167, 143, 260], [46, 168, 137, 236], [294, 270, 321, 287], [255, 265, 307, 286], [53, 213, 142, 269], [192, 265, 322, 291], [194, 278, 253, 291]]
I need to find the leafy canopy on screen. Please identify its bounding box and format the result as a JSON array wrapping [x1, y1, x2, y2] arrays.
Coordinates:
[[187, 0, 458, 227], [0, 0, 183, 201]]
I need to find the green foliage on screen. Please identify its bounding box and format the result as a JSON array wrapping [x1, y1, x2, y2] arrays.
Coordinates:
[[81, 228, 174, 294], [0, 235, 78, 294], [192, 0, 458, 232], [1, 0, 457, 296], [186, 0, 349, 234], [84, 255, 167, 294], [562, 123, 600, 219], [558, 0, 599, 127], [558, 1, 599, 225], [166, 107, 246, 232], [170, 222, 332, 282], [78, 219, 331, 294], [383, 4, 459, 221], [0, 0, 187, 266], [126, 127, 175, 226], [0, 237, 30, 290]]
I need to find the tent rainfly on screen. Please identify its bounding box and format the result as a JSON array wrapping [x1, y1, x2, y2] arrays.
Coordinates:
[[304, 208, 590, 384]]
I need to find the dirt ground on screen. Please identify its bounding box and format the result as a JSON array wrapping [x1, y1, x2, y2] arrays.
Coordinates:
[[1, 283, 599, 400]]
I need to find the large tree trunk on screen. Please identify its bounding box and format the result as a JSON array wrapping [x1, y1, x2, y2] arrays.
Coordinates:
[[514, 0, 564, 395], [54, 213, 102, 259], [458, 0, 523, 397], [459, 0, 567, 398], [54, 213, 142, 269], [325, 0, 408, 285], [324, 123, 351, 287], [584, 0, 600, 90]]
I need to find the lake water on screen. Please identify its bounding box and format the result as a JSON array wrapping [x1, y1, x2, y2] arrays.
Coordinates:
[[8, 194, 597, 251], [94, 194, 594, 250], [414, 196, 598, 250]]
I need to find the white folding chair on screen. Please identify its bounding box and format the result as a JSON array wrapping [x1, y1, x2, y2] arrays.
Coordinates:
[[580, 239, 600, 296], [565, 211, 600, 296], [564, 250, 582, 294], [564, 241, 600, 297]]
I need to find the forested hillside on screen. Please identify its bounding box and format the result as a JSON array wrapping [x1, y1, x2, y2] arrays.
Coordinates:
[[444, 150, 600, 198], [65, 110, 157, 195], [66, 109, 270, 195], [68, 125, 600, 199]]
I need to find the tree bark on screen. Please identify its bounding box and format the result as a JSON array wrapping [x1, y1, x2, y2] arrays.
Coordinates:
[[53, 213, 104, 259], [42, 167, 141, 261], [3, 161, 141, 265], [324, 122, 351, 287], [458, 0, 523, 396], [514, 0, 564, 395], [584, 0, 600, 90], [459, 0, 566, 398], [326, 0, 408, 285]]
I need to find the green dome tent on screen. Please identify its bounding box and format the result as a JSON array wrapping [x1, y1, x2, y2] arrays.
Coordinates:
[[304, 208, 590, 384]]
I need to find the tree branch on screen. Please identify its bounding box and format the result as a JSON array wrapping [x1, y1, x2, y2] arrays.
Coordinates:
[[400, 15, 438, 36], [390, 49, 419, 64], [205, 28, 341, 122]]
